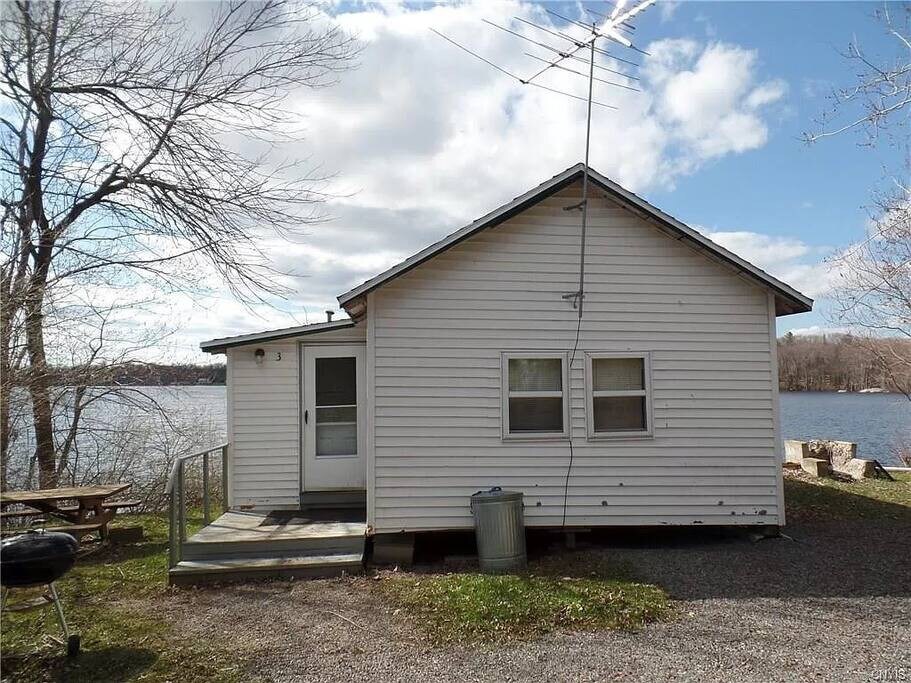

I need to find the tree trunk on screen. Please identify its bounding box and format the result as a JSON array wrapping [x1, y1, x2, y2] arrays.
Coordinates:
[[23, 240, 56, 488], [18, 1, 61, 490], [0, 309, 10, 491], [24, 278, 56, 488]]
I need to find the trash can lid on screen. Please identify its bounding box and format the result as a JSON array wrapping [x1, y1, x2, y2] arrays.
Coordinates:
[[470, 487, 523, 504]]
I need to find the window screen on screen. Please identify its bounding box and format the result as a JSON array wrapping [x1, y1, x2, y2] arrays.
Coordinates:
[[504, 356, 565, 435], [593, 357, 644, 392], [590, 356, 650, 435]]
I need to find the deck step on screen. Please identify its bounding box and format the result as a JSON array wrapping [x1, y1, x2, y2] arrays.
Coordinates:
[[169, 553, 363, 586], [180, 535, 364, 561]]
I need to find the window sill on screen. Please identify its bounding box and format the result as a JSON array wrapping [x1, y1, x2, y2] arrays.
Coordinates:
[[502, 433, 569, 442], [587, 432, 654, 441]]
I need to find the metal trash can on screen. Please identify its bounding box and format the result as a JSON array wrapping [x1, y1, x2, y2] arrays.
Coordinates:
[[470, 487, 526, 572]]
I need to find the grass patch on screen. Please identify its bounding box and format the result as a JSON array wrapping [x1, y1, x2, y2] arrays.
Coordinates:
[[784, 472, 911, 521], [1, 512, 241, 683], [384, 571, 670, 644]]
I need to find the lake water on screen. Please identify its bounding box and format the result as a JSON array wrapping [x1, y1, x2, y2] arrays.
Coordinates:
[[160, 387, 910, 466], [780, 392, 909, 465]]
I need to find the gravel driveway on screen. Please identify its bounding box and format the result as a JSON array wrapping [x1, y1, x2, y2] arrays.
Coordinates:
[[160, 510, 910, 682]]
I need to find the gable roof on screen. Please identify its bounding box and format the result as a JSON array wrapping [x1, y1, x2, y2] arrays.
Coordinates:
[[338, 163, 813, 317], [200, 318, 356, 354]]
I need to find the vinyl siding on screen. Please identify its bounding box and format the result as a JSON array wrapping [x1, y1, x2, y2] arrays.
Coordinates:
[[370, 181, 782, 531], [227, 324, 366, 508]]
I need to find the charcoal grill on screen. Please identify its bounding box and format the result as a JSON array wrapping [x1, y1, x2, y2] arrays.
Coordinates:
[[1, 530, 81, 656]]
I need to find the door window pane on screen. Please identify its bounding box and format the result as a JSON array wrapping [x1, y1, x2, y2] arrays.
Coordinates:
[[593, 396, 646, 432], [315, 357, 356, 406], [316, 406, 357, 423], [314, 356, 357, 456], [593, 357, 644, 391], [316, 424, 357, 456], [509, 358, 562, 392], [509, 397, 563, 432]]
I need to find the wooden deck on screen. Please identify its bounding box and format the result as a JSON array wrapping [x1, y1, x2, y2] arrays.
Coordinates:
[[169, 509, 366, 585]]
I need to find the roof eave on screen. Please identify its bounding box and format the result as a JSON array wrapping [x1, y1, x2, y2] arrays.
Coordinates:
[[337, 164, 813, 317], [583, 168, 814, 316], [200, 319, 357, 354]]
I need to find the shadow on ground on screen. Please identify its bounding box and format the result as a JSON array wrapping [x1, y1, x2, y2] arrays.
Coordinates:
[[75, 539, 168, 565], [3, 646, 157, 683], [410, 478, 911, 601]]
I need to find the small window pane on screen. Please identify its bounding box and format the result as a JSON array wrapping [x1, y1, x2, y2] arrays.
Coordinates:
[[509, 397, 563, 433], [316, 357, 356, 406], [316, 406, 356, 424], [594, 396, 646, 432], [593, 357, 644, 391], [509, 358, 562, 392], [316, 423, 357, 456]]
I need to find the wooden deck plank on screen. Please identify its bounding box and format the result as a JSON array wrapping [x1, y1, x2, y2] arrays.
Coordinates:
[[186, 510, 366, 545], [172, 509, 367, 584]]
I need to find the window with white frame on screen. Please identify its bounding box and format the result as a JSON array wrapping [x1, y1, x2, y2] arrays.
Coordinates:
[[586, 353, 652, 438], [502, 353, 568, 438]]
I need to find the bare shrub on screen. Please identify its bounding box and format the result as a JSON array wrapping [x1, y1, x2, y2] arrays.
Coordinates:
[[5, 390, 225, 511]]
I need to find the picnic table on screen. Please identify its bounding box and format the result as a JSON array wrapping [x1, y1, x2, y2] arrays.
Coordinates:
[[0, 484, 136, 540]]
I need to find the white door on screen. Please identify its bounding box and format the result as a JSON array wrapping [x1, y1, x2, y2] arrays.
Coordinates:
[[302, 344, 367, 490]]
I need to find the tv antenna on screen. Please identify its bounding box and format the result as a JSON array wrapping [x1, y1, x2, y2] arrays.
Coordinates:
[[432, 0, 658, 318]]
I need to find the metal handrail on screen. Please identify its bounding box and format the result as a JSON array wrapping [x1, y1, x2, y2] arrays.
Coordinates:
[[166, 443, 229, 569], [165, 443, 229, 494]]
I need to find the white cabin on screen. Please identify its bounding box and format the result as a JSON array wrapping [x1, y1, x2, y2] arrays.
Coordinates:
[[201, 164, 812, 535]]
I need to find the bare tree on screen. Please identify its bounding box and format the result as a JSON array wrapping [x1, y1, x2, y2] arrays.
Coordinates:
[[804, 4, 910, 145], [0, 0, 357, 488], [804, 3, 911, 397], [829, 195, 911, 396]]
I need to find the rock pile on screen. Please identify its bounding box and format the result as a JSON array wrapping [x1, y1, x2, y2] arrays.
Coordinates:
[[783, 439, 875, 480]]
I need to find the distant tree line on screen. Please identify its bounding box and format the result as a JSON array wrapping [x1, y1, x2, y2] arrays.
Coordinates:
[[106, 363, 226, 386], [6, 362, 225, 387], [778, 334, 911, 394]]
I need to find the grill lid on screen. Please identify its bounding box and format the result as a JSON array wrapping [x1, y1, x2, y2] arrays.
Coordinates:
[[1, 530, 79, 566]]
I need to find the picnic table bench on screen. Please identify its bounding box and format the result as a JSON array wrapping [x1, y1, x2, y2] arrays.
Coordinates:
[[0, 484, 136, 541]]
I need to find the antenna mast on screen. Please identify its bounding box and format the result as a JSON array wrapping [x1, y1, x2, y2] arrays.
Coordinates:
[[576, 33, 596, 319]]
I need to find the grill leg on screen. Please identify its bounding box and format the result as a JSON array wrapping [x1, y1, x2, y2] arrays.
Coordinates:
[[48, 582, 80, 657], [1, 587, 8, 611], [48, 583, 70, 639]]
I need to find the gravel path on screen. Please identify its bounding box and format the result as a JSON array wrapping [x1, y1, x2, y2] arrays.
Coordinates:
[[159, 514, 911, 683]]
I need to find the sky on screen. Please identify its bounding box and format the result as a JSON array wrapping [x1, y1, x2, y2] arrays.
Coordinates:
[[163, 0, 906, 363]]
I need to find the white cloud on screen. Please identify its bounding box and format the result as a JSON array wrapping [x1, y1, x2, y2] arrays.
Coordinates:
[[148, 3, 794, 359], [746, 79, 788, 109], [646, 39, 786, 160], [658, 1, 680, 23]]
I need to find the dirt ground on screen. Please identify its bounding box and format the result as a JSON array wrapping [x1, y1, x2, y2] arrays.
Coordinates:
[[155, 486, 911, 683]]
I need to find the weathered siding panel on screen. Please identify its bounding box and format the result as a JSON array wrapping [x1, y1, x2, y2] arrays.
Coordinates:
[[370, 181, 781, 531], [227, 324, 365, 508]]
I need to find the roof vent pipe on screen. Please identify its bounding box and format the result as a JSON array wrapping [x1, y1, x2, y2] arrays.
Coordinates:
[[325, 310, 334, 322]]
